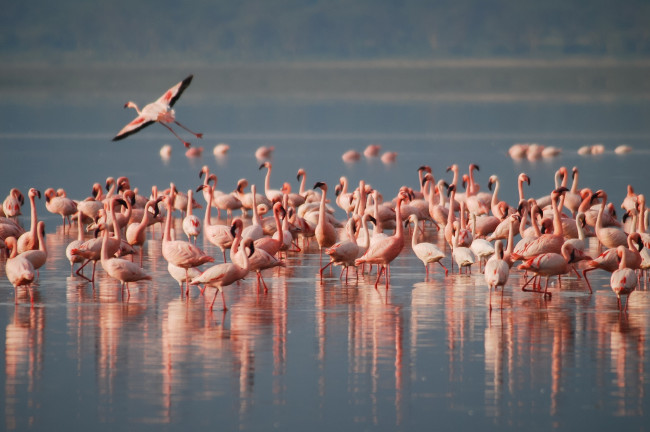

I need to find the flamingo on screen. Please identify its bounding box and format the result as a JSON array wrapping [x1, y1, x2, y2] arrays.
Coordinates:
[[66, 209, 87, 276], [313, 182, 338, 264], [112, 74, 202, 148], [451, 221, 475, 274], [518, 242, 587, 297], [2, 188, 24, 218], [355, 192, 408, 288], [126, 198, 162, 265], [198, 184, 236, 262], [17, 188, 41, 253], [593, 190, 628, 250], [582, 232, 643, 292], [484, 240, 510, 311], [99, 222, 151, 297], [610, 245, 638, 311], [44, 188, 77, 230], [161, 195, 214, 295], [20, 221, 47, 278], [469, 213, 495, 271], [4, 236, 35, 303], [408, 214, 447, 277], [322, 217, 360, 282], [241, 185, 265, 242], [254, 202, 286, 257], [259, 161, 284, 202], [182, 189, 201, 243]]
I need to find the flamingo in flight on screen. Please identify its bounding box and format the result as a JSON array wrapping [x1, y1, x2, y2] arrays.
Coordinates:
[[112, 74, 202, 148]]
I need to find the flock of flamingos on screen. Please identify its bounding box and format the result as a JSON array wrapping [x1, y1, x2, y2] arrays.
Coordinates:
[[2, 75, 646, 313], [1, 158, 648, 313]]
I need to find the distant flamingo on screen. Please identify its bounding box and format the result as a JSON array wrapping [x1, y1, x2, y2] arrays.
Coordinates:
[[484, 240, 510, 311], [112, 74, 202, 148], [610, 245, 638, 311], [4, 236, 35, 303]]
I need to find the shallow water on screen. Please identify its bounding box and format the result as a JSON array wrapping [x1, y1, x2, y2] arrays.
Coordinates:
[[1, 64, 650, 431]]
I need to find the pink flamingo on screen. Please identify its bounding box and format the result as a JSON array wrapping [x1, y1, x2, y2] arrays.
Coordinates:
[[259, 161, 284, 202], [322, 217, 360, 282], [254, 202, 286, 257], [112, 74, 202, 148], [241, 184, 265, 242], [17, 188, 41, 253], [44, 188, 77, 230], [610, 245, 638, 311], [20, 221, 47, 278], [355, 192, 408, 288], [582, 232, 643, 292], [162, 195, 214, 296], [4, 236, 35, 303], [66, 209, 87, 276], [126, 198, 162, 265], [99, 222, 151, 298], [518, 242, 587, 297], [593, 190, 628, 250], [313, 182, 338, 265]]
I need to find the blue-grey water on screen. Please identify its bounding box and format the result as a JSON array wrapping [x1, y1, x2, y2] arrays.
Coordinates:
[[1, 63, 650, 431]]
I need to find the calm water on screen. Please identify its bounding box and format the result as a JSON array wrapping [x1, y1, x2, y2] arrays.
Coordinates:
[[1, 64, 650, 431]]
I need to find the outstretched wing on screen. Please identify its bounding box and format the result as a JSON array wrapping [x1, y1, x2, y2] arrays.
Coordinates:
[[112, 115, 154, 141], [157, 74, 193, 108]]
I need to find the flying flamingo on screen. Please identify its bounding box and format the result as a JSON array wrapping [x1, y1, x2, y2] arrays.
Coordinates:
[[161, 195, 214, 296], [4, 236, 35, 303], [408, 214, 447, 277], [610, 245, 638, 311], [17, 188, 41, 253], [112, 74, 202, 148], [355, 192, 408, 288], [484, 240, 510, 311]]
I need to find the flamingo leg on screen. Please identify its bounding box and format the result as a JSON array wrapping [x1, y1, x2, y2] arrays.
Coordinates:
[[374, 266, 385, 289], [221, 290, 228, 311], [160, 122, 191, 147], [582, 268, 594, 293], [210, 288, 219, 310], [174, 120, 203, 139]]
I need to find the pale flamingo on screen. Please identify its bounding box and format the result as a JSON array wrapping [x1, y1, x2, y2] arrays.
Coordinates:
[[451, 221, 475, 274], [182, 189, 201, 243], [621, 185, 637, 213], [593, 190, 628, 250], [255, 145, 275, 160], [161, 195, 214, 295], [2, 188, 23, 218], [112, 74, 202, 148], [313, 182, 338, 265], [20, 221, 47, 278], [66, 209, 87, 276], [76, 183, 104, 220], [322, 217, 360, 282], [44, 188, 77, 230], [254, 202, 286, 257], [342, 150, 361, 163], [564, 167, 582, 216], [364, 144, 381, 157], [4, 236, 35, 303], [244, 239, 285, 292], [408, 214, 447, 277], [241, 185, 265, 242], [259, 161, 284, 202], [213, 143, 230, 155], [610, 245, 638, 311], [198, 184, 236, 262], [469, 213, 495, 271], [208, 174, 242, 221], [582, 232, 643, 292], [100, 222, 151, 297], [355, 192, 408, 288], [484, 240, 510, 311], [17, 188, 41, 253]]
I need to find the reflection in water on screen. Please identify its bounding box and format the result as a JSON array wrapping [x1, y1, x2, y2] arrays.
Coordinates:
[[5, 306, 45, 431]]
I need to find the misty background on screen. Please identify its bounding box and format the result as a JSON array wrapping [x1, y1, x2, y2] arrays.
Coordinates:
[[2, 0, 650, 64]]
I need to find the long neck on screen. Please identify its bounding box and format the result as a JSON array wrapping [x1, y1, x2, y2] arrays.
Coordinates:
[[361, 216, 371, 249], [251, 186, 260, 224], [101, 227, 110, 262], [491, 179, 500, 207], [186, 191, 193, 216], [518, 178, 525, 202], [111, 201, 122, 241], [570, 170, 579, 193], [163, 201, 173, 242], [551, 194, 564, 236], [29, 194, 38, 235], [576, 215, 585, 241], [204, 187, 213, 226], [265, 167, 272, 195], [506, 219, 515, 255], [77, 211, 84, 241], [394, 198, 404, 238], [411, 216, 418, 248], [318, 186, 327, 226], [274, 207, 283, 241], [37, 224, 46, 253]]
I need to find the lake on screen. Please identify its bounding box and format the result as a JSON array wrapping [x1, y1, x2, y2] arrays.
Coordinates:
[[1, 61, 649, 431]]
